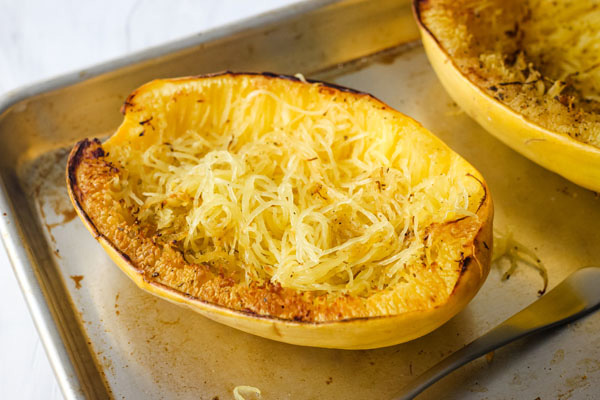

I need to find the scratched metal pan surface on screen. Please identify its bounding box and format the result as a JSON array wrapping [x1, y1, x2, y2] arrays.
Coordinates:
[[1, 0, 599, 399]]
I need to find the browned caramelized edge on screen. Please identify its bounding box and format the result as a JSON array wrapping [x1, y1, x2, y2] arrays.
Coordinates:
[[412, 0, 444, 49]]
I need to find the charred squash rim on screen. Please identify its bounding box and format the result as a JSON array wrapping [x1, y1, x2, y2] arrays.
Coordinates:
[[66, 72, 493, 348]]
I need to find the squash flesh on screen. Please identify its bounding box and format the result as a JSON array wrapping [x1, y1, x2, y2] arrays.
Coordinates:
[[67, 73, 492, 348], [418, 0, 600, 147], [415, 0, 600, 192]]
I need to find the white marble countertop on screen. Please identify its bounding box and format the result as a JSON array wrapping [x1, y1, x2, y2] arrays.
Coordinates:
[[0, 1, 301, 398]]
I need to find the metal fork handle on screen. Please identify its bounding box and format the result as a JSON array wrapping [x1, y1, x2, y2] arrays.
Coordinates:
[[393, 267, 600, 400]]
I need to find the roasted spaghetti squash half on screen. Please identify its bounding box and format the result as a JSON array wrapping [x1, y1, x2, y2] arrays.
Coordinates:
[[415, 0, 600, 192], [67, 73, 492, 349]]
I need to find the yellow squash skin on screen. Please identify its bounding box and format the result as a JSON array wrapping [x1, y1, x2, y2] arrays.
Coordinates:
[[66, 73, 493, 349], [414, 1, 600, 192]]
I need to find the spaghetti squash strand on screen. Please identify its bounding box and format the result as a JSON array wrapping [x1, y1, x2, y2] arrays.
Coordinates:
[[107, 85, 481, 296]]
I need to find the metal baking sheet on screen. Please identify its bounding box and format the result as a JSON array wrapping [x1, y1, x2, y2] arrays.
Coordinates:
[[1, 0, 600, 399]]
